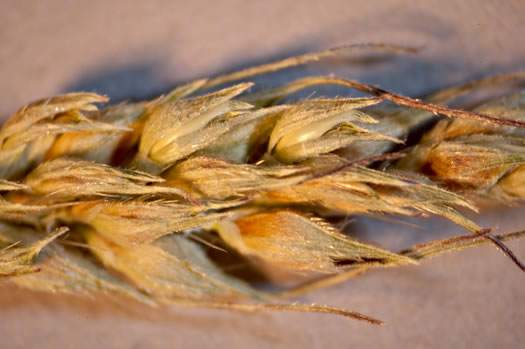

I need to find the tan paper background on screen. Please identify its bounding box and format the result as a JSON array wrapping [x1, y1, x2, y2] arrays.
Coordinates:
[[1, 1, 524, 348]]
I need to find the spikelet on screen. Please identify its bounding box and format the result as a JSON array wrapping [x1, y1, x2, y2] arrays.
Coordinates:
[[0, 226, 67, 277], [24, 158, 192, 200], [46, 102, 147, 164], [0, 223, 150, 302], [342, 73, 525, 160], [0, 46, 524, 323], [134, 83, 256, 172], [85, 228, 264, 302], [267, 97, 399, 163], [215, 210, 415, 273], [263, 155, 481, 232], [397, 91, 525, 201], [67, 200, 231, 246], [163, 155, 307, 200], [0, 93, 112, 179]]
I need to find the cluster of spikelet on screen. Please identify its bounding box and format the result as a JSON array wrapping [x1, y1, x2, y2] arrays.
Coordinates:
[[0, 44, 524, 325]]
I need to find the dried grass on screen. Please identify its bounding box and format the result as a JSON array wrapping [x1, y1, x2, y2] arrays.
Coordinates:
[[0, 45, 524, 324]]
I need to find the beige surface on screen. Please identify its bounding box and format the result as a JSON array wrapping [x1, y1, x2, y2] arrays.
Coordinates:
[[1, 1, 524, 348]]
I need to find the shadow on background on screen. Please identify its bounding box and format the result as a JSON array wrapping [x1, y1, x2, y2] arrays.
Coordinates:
[[61, 41, 525, 108], [62, 59, 166, 104]]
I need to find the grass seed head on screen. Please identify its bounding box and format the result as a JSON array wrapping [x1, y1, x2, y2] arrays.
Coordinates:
[[0, 47, 524, 322]]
